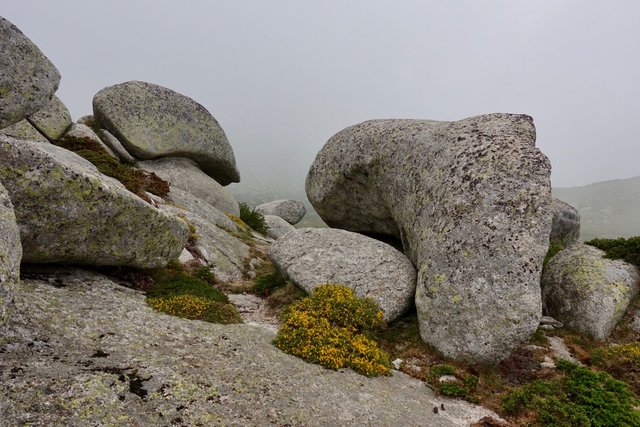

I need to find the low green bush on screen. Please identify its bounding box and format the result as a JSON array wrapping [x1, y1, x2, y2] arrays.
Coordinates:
[[254, 268, 288, 296], [273, 284, 391, 377], [586, 236, 640, 267], [501, 360, 640, 426], [427, 364, 479, 401], [239, 202, 269, 235]]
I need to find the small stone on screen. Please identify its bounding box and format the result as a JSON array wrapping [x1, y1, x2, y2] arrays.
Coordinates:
[[392, 358, 403, 370], [438, 375, 459, 383]]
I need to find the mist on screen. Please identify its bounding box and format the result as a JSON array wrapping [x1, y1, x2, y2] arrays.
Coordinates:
[[4, 1, 640, 195]]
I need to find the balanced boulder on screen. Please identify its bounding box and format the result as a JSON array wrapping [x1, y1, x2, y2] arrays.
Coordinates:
[[269, 228, 416, 322], [256, 199, 306, 225], [264, 215, 295, 240], [542, 243, 639, 340], [306, 114, 552, 363], [93, 80, 239, 185], [0, 16, 60, 128], [0, 182, 22, 326], [138, 157, 239, 216], [26, 95, 72, 141], [550, 198, 580, 246], [0, 134, 188, 268]]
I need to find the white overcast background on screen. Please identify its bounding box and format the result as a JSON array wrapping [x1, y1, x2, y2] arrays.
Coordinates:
[[4, 1, 639, 189]]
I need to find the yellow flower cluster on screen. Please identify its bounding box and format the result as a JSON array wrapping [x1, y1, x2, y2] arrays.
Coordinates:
[[594, 342, 640, 366], [273, 284, 390, 377], [148, 294, 241, 324]]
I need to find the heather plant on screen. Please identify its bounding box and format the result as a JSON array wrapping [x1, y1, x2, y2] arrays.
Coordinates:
[[273, 284, 391, 377]]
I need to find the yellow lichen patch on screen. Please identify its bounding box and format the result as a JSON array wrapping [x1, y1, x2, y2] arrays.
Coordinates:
[[273, 284, 391, 377]]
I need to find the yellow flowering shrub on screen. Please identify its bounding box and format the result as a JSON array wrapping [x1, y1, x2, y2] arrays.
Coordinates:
[[148, 294, 241, 324], [592, 342, 640, 394], [273, 284, 391, 376]]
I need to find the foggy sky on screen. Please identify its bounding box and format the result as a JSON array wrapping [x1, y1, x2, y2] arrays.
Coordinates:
[[4, 1, 639, 189]]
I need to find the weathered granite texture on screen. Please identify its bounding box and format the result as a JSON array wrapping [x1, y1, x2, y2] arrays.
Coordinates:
[[26, 95, 72, 140], [256, 199, 306, 225], [0, 182, 21, 327], [0, 134, 188, 268], [97, 129, 136, 163], [550, 198, 580, 246], [0, 16, 60, 128], [0, 119, 48, 142], [93, 80, 239, 185], [306, 114, 552, 363]]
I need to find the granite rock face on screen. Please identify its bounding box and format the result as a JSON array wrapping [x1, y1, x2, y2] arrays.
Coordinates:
[[26, 95, 72, 140], [61, 123, 117, 159], [0, 182, 22, 327], [542, 243, 640, 340], [0, 134, 188, 268], [264, 214, 295, 240], [550, 198, 580, 246], [256, 199, 306, 225], [93, 80, 239, 185], [269, 228, 417, 322], [0, 16, 61, 128], [0, 119, 48, 142], [138, 157, 239, 216], [97, 129, 136, 163], [306, 114, 552, 363]]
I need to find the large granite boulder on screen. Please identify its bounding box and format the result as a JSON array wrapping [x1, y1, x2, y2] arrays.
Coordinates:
[[542, 243, 640, 340], [138, 157, 239, 216], [0, 134, 188, 268], [0, 119, 48, 142], [0, 182, 22, 326], [0, 16, 60, 128], [550, 198, 580, 246], [306, 114, 552, 363], [26, 95, 72, 141], [264, 215, 295, 240], [93, 81, 239, 185], [269, 228, 417, 322], [256, 199, 306, 225]]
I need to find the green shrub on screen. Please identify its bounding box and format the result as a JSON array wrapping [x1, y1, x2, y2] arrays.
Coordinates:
[[501, 360, 640, 426], [273, 284, 391, 377], [427, 364, 479, 401], [146, 273, 228, 303], [55, 135, 169, 200], [147, 294, 241, 324], [586, 236, 640, 268], [254, 268, 287, 296], [239, 202, 269, 235]]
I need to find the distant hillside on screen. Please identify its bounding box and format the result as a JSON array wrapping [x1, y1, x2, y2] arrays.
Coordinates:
[[553, 176, 640, 241]]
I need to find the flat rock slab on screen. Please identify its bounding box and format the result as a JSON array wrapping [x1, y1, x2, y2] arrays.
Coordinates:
[[0, 268, 498, 426], [26, 95, 72, 141], [256, 199, 306, 225], [0, 119, 48, 142], [0, 182, 21, 326], [307, 114, 552, 363], [0, 134, 188, 268], [270, 228, 417, 322], [93, 80, 239, 185], [0, 16, 60, 128], [542, 243, 640, 340]]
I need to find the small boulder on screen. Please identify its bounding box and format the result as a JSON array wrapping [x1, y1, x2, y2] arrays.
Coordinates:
[[97, 129, 136, 163], [93, 80, 239, 185], [264, 215, 295, 240], [269, 228, 416, 322], [138, 157, 239, 216], [550, 198, 580, 246], [0, 16, 61, 128], [256, 199, 306, 225], [26, 95, 72, 141], [0, 134, 188, 268], [0, 119, 48, 142], [0, 182, 22, 326], [542, 243, 640, 340]]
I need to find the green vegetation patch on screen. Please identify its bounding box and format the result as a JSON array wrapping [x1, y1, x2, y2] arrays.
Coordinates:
[[273, 284, 391, 377], [586, 236, 640, 268], [427, 364, 479, 401], [502, 360, 640, 426], [55, 134, 169, 200], [592, 342, 640, 395], [239, 202, 269, 235]]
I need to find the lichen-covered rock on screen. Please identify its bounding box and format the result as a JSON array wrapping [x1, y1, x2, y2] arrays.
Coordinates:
[[0, 268, 498, 426], [256, 199, 306, 225], [26, 95, 71, 140], [93, 80, 239, 185], [138, 157, 239, 216], [306, 114, 552, 363], [0, 182, 21, 326], [0, 16, 60, 128], [542, 243, 640, 340], [97, 129, 136, 163], [269, 228, 416, 321], [0, 134, 188, 268], [550, 198, 580, 246], [0, 119, 48, 142], [61, 123, 117, 159], [264, 215, 295, 239]]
